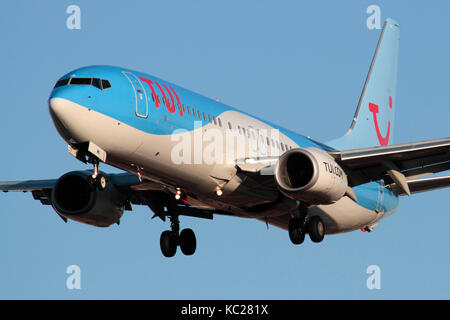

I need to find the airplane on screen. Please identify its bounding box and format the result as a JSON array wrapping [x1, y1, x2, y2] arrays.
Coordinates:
[[2, 18, 450, 258]]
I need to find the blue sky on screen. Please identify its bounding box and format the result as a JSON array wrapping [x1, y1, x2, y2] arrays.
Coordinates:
[[0, 0, 449, 299]]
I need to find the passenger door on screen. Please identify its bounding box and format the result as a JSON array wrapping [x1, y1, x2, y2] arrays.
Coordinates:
[[122, 71, 148, 118]]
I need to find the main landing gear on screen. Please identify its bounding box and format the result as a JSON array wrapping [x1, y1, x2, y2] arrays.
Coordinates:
[[160, 215, 197, 258], [288, 204, 325, 245], [307, 216, 325, 243]]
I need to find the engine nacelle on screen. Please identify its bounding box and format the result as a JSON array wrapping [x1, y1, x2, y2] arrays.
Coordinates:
[[51, 171, 125, 227], [275, 147, 348, 205]]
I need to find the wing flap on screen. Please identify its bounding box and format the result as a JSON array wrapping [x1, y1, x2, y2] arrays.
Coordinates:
[[388, 175, 450, 196]]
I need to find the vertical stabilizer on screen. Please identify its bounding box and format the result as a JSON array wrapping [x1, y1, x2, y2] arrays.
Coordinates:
[[327, 19, 400, 150]]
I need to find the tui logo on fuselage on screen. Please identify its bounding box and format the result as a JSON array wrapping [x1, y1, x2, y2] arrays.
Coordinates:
[[368, 96, 393, 146]]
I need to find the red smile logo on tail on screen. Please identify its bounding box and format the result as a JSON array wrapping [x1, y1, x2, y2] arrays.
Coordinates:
[[368, 96, 392, 146]]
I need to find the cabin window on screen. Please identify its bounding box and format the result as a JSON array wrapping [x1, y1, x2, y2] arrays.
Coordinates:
[[228, 122, 232, 130], [203, 112, 207, 121], [197, 110, 201, 119], [218, 118, 222, 127], [192, 108, 196, 117], [213, 116, 217, 125], [281, 143, 285, 151], [187, 106, 191, 115], [238, 126, 242, 135]]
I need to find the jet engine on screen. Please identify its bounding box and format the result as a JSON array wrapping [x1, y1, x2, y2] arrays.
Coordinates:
[[275, 147, 348, 204], [51, 171, 125, 227]]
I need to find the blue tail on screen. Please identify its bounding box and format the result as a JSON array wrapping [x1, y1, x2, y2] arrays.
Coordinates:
[[327, 18, 400, 150]]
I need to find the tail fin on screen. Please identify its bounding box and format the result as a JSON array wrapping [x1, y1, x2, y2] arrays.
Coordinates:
[[327, 18, 400, 150]]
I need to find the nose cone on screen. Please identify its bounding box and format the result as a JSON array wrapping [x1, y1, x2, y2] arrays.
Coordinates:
[[49, 97, 76, 143], [49, 97, 91, 144], [49, 93, 106, 146], [49, 97, 67, 118]]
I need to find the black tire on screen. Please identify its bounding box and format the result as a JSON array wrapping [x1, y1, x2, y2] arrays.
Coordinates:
[[96, 174, 107, 191], [308, 216, 325, 243], [160, 231, 178, 257], [288, 218, 305, 245], [179, 228, 196, 255]]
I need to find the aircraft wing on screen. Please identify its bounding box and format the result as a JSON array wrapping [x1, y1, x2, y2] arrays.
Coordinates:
[[236, 137, 450, 198], [0, 179, 57, 192], [0, 172, 148, 193], [0, 172, 151, 206], [0, 171, 219, 221], [329, 137, 450, 195]]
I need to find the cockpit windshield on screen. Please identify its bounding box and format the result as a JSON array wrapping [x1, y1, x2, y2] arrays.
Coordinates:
[[54, 77, 111, 90], [70, 77, 92, 85]]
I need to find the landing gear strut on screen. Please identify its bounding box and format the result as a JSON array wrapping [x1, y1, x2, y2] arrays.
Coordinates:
[[160, 215, 197, 257], [88, 158, 107, 191]]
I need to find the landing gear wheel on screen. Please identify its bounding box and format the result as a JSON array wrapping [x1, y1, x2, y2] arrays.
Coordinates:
[[288, 218, 305, 245], [96, 174, 107, 191], [308, 216, 325, 243], [160, 231, 178, 257], [88, 174, 107, 191], [179, 228, 196, 256]]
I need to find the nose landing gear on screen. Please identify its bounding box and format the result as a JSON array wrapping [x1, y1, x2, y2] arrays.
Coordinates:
[[68, 142, 108, 191], [88, 158, 107, 191]]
